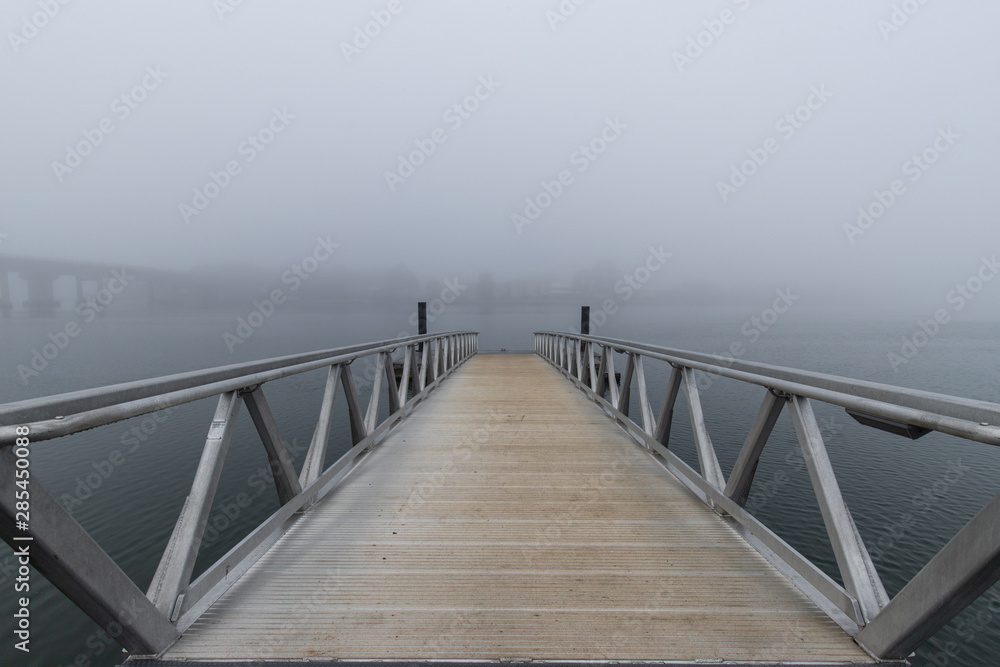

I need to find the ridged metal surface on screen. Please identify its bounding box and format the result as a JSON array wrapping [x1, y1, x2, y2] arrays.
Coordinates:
[[161, 354, 873, 663]]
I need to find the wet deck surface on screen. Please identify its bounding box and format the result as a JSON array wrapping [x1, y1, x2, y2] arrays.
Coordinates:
[[159, 353, 874, 664]]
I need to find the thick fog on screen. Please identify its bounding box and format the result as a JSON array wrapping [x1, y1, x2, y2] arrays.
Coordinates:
[[6, 8, 1000, 667], [2, 1, 999, 319]]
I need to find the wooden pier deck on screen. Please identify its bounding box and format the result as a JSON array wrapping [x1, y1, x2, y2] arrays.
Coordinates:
[[156, 353, 875, 664]]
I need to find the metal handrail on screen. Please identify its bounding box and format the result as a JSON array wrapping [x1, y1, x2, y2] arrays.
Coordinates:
[[0, 331, 474, 445], [534, 331, 1000, 661], [0, 331, 478, 657], [537, 332, 1000, 445], [591, 335, 1000, 425]]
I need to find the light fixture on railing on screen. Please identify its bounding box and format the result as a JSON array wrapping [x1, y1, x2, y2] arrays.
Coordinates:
[[845, 408, 931, 439]]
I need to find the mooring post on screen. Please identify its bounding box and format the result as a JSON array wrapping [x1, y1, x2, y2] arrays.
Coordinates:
[[417, 301, 427, 359], [0, 271, 10, 316]]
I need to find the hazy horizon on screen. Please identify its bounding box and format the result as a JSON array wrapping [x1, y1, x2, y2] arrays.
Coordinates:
[[3, 1, 999, 321]]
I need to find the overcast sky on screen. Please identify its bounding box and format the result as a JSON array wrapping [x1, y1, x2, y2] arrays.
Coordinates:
[[2, 1, 998, 316]]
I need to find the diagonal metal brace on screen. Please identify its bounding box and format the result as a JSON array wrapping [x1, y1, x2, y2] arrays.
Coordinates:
[[0, 448, 179, 654], [681, 367, 726, 491], [340, 364, 367, 445], [725, 389, 787, 507], [147, 391, 240, 617], [653, 365, 683, 447], [789, 394, 889, 623], [242, 386, 301, 505], [299, 365, 341, 489], [857, 487, 1000, 658]]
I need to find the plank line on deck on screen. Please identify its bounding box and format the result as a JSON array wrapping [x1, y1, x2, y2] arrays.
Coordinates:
[[160, 353, 873, 663]]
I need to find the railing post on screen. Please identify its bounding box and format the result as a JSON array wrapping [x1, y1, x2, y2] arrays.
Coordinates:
[[0, 449, 180, 654], [147, 391, 240, 618]]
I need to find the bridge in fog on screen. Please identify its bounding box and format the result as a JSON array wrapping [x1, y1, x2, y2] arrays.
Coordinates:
[[2, 321, 1000, 665], [0, 254, 204, 316]]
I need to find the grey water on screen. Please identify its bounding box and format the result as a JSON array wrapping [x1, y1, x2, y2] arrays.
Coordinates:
[[1, 305, 998, 667]]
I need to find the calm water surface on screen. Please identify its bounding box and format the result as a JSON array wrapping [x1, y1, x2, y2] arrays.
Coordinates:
[[1, 304, 997, 667]]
